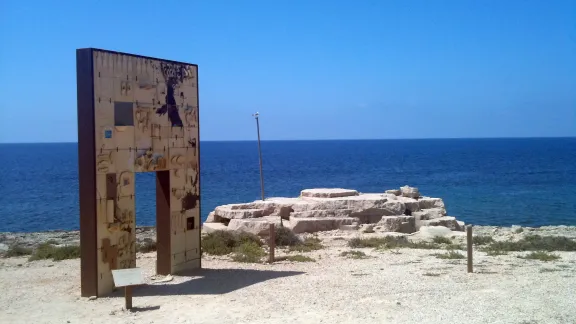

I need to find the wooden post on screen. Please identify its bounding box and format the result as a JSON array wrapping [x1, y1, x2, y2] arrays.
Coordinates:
[[466, 225, 473, 273], [269, 224, 275, 264], [125, 286, 133, 310]]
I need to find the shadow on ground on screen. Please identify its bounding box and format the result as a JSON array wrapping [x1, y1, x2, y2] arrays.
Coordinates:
[[133, 268, 304, 296]]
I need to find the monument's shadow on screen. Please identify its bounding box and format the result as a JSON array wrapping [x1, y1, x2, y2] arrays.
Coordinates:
[[133, 268, 304, 296]]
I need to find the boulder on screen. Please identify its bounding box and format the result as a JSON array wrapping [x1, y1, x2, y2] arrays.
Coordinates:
[[227, 219, 273, 236], [418, 226, 453, 238], [384, 193, 398, 200], [400, 186, 420, 198], [457, 221, 466, 230], [288, 217, 357, 234], [385, 189, 401, 196], [397, 196, 420, 213], [412, 207, 446, 220], [202, 222, 228, 234], [205, 211, 216, 223], [214, 207, 266, 219], [418, 198, 445, 210], [377, 216, 416, 233], [422, 216, 462, 231], [301, 188, 359, 198]]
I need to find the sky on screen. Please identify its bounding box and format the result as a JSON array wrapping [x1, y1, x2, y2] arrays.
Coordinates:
[[0, 0, 575, 143]]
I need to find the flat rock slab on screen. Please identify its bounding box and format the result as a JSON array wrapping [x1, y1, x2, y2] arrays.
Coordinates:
[[202, 222, 228, 234], [301, 188, 359, 198]]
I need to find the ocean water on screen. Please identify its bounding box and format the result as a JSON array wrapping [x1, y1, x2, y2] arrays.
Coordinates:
[[0, 138, 575, 232]]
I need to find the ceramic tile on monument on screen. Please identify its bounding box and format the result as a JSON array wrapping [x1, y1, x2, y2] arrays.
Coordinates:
[[94, 76, 115, 104], [95, 97, 114, 129], [171, 231, 186, 254], [96, 126, 115, 152], [171, 211, 186, 233], [96, 149, 116, 174], [182, 105, 198, 128], [93, 50, 115, 78], [116, 171, 135, 198], [112, 54, 134, 80], [113, 78, 134, 103], [114, 126, 135, 150], [115, 149, 135, 173]]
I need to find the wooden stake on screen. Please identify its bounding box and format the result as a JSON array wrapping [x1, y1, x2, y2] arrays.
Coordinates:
[[466, 225, 473, 273], [269, 223, 275, 264], [125, 286, 133, 310]]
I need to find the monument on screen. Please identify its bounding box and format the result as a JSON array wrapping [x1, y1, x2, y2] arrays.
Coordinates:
[[76, 48, 201, 297]]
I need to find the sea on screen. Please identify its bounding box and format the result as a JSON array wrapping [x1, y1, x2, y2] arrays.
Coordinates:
[[1, 138, 575, 232]]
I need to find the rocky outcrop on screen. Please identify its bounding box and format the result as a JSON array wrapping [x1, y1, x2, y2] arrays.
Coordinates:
[[203, 187, 465, 235]]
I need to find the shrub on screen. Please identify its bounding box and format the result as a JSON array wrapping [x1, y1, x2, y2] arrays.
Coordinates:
[[486, 249, 508, 256], [433, 250, 466, 260], [275, 227, 301, 246], [29, 243, 80, 261], [289, 237, 323, 252], [231, 241, 266, 263], [473, 235, 494, 246], [276, 254, 315, 262], [519, 251, 560, 261], [484, 235, 576, 252], [236, 232, 263, 246], [201, 230, 238, 255], [432, 236, 452, 245], [340, 250, 369, 259], [350, 236, 444, 250], [138, 238, 157, 253], [4, 245, 33, 258]]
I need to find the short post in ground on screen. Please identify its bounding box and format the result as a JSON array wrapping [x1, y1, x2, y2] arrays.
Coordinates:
[[466, 225, 473, 273], [269, 223, 275, 263]]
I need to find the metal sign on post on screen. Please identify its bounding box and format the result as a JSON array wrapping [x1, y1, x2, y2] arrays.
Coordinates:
[[111, 268, 144, 309]]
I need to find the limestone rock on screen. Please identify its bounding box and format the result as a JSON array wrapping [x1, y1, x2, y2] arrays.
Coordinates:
[[418, 226, 453, 238], [412, 208, 446, 220], [377, 216, 416, 233], [301, 188, 359, 198], [400, 186, 420, 198], [457, 221, 466, 230], [214, 207, 265, 219], [202, 222, 228, 234], [291, 209, 353, 218], [397, 196, 420, 213], [385, 189, 401, 196], [205, 211, 216, 223], [418, 198, 445, 210], [227, 219, 273, 236], [422, 216, 462, 231], [289, 217, 357, 234]]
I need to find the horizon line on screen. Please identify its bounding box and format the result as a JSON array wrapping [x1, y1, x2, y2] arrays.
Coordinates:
[[1, 135, 575, 145]]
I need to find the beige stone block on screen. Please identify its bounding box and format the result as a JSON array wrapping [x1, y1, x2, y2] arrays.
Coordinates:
[[173, 258, 200, 274], [151, 124, 170, 139], [169, 147, 188, 169], [134, 105, 153, 140], [171, 211, 186, 233], [149, 104, 170, 127], [155, 82, 167, 106], [95, 126, 115, 151], [169, 136, 185, 148], [181, 65, 198, 88], [96, 199, 109, 249]]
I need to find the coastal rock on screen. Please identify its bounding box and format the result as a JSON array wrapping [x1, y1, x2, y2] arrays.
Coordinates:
[[301, 188, 359, 198], [214, 207, 267, 220], [422, 216, 463, 231], [202, 222, 228, 234], [227, 219, 272, 236], [377, 216, 416, 233], [205, 212, 216, 223], [397, 197, 420, 213], [385, 189, 401, 196], [418, 198, 445, 210], [400, 186, 420, 199], [289, 217, 357, 234], [412, 208, 446, 220], [417, 226, 453, 238]]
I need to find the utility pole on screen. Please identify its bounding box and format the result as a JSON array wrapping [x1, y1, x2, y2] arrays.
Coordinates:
[[253, 112, 265, 201]]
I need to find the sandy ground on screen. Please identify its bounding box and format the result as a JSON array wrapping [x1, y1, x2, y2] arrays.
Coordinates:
[[1, 232, 576, 324]]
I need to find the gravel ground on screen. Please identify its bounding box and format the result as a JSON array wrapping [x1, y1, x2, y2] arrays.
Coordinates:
[[1, 230, 576, 324]]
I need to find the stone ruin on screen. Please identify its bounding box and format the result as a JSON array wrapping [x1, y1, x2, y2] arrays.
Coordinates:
[[203, 186, 466, 236]]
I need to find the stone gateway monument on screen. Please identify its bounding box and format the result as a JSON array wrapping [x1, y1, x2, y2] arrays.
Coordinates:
[[76, 48, 200, 297]]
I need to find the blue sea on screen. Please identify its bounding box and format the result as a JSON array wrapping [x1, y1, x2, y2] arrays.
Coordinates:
[[1, 138, 575, 232]]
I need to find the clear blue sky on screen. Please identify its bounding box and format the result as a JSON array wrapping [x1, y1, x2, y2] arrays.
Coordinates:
[[0, 0, 574, 143]]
